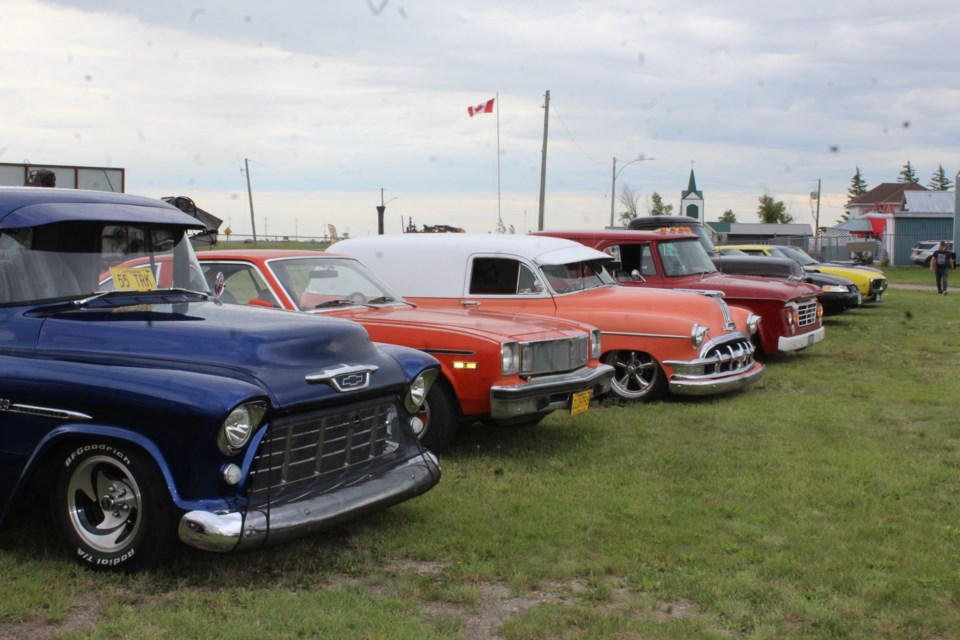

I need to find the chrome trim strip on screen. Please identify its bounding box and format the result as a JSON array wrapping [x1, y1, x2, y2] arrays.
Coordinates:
[[0, 402, 92, 421], [603, 331, 689, 340], [711, 296, 736, 331], [421, 349, 477, 356]]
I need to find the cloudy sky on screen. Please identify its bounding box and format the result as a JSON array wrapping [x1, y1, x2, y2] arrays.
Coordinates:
[[1, 0, 957, 238]]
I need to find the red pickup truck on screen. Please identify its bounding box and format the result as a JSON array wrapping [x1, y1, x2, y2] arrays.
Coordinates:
[[535, 228, 825, 355]]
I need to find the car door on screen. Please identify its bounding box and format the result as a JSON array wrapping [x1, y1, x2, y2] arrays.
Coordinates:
[[460, 255, 557, 315]]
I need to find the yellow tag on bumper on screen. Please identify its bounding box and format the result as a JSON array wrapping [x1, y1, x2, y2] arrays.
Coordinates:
[[570, 389, 591, 416]]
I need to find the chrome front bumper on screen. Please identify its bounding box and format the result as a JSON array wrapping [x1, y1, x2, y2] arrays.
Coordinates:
[[488, 364, 614, 421], [178, 452, 441, 553], [667, 362, 764, 395]]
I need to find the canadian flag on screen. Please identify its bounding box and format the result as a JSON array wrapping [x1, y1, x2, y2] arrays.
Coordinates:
[[467, 98, 495, 117]]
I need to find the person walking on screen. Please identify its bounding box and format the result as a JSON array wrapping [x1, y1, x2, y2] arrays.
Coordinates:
[[930, 240, 956, 295]]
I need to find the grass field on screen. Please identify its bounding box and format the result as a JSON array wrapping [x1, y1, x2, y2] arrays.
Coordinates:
[[2, 269, 958, 639]]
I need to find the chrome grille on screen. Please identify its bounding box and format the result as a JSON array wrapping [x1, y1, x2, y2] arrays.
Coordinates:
[[520, 335, 589, 375], [797, 300, 819, 327], [247, 401, 397, 506], [701, 337, 756, 375]]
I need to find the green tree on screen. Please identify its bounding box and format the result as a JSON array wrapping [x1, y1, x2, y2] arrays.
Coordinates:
[[848, 166, 869, 201], [757, 194, 793, 224], [927, 164, 954, 191], [718, 209, 737, 223], [647, 192, 673, 216], [840, 167, 870, 221], [898, 161, 919, 184]]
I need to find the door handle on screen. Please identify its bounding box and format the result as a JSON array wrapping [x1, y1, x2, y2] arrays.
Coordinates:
[[460, 301, 480, 307]]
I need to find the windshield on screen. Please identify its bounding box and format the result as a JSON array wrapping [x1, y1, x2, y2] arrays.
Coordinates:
[[266, 256, 403, 310], [691, 225, 719, 253], [776, 245, 818, 266], [0, 221, 208, 306], [540, 259, 616, 294], [657, 239, 719, 277]]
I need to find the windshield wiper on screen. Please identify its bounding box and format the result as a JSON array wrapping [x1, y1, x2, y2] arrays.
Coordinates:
[[73, 288, 209, 308], [310, 298, 360, 309]]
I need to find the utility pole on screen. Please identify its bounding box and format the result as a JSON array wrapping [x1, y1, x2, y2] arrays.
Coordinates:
[[814, 179, 821, 259], [537, 90, 550, 231], [244, 158, 257, 248], [610, 157, 618, 227]]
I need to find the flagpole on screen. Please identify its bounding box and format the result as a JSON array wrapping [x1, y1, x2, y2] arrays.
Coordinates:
[[496, 91, 501, 229]]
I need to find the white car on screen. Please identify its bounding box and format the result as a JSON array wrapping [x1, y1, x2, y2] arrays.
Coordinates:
[[911, 240, 953, 267], [332, 234, 764, 403]]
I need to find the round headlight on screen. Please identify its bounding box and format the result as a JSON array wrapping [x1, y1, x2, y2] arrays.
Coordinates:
[[404, 368, 439, 414], [218, 402, 266, 455], [747, 314, 761, 335], [691, 323, 709, 348]]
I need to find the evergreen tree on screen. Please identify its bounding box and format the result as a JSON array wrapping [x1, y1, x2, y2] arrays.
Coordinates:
[[756, 194, 793, 224], [647, 192, 673, 216], [897, 161, 919, 184], [927, 164, 954, 191], [495, 216, 506, 234], [718, 209, 737, 223], [847, 166, 868, 201]]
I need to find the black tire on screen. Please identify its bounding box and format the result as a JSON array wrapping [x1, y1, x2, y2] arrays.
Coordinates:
[[411, 379, 460, 452], [52, 442, 174, 572], [601, 350, 667, 402]]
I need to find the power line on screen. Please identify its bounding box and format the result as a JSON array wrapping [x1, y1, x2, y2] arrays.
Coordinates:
[[550, 102, 604, 166]]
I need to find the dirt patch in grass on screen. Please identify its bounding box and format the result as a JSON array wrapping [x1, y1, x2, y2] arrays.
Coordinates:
[[0, 592, 100, 640], [390, 560, 700, 639]]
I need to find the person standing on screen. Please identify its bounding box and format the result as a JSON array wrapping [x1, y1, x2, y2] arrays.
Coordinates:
[[930, 240, 956, 295]]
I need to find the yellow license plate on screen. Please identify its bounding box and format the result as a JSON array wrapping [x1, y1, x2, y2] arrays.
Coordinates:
[[110, 267, 157, 291], [570, 389, 591, 416]]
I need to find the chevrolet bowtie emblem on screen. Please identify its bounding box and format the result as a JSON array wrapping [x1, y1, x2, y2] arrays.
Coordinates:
[[305, 364, 379, 392]]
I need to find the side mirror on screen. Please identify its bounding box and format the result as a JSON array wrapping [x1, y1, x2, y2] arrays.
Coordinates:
[[630, 269, 645, 283]]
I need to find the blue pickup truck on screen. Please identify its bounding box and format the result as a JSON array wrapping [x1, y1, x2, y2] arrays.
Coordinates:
[[0, 187, 441, 571]]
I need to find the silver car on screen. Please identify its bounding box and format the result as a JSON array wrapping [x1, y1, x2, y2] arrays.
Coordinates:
[[911, 240, 953, 266]]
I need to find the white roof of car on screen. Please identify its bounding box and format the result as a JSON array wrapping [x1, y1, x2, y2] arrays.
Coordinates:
[[332, 233, 610, 298]]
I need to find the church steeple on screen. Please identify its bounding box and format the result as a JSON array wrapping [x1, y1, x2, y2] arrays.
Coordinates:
[[681, 169, 704, 220]]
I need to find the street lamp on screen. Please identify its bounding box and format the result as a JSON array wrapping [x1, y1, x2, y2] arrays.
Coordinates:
[[610, 154, 654, 227], [376, 188, 398, 235]]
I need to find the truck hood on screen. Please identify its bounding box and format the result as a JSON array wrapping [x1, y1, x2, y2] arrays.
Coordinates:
[[685, 273, 821, 301], [33, 301, 409, 408]]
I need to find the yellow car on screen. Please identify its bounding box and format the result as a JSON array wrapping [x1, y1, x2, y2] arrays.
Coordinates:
[[720, 244, 887, 302]]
